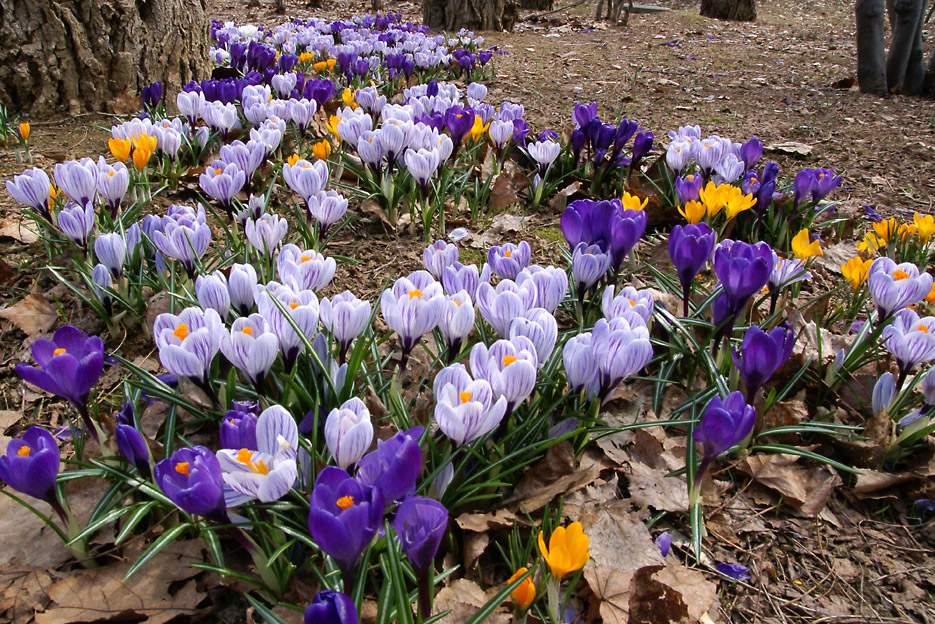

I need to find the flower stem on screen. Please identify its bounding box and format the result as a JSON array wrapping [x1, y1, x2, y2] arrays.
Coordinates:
[[418, 569, 433, 621], [546, 576, 561, 624]]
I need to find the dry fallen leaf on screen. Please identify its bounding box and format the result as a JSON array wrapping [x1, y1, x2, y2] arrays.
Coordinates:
[[0, 293, 58, 336], [433, 578, 510, 624], [456, 508, 517, 532], [0, 220, 39, 244], [35, 540, 207, 624], [738, 453, 842, 515], [359, 197, 391, 227], [629, 565, 718, 624], [488, 162, 528, 212]]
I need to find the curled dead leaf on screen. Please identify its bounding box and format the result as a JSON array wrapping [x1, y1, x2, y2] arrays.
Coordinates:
[[0, 293, 57, 336]]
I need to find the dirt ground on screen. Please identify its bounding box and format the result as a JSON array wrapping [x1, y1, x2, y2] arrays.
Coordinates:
[[1, 0, 935, 622]]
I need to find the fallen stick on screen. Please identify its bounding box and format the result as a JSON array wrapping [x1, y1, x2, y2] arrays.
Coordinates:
[[523, 0, 586, 21]]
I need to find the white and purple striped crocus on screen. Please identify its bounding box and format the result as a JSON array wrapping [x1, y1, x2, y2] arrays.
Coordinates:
[[152, 204, 212, 278], [320, 291, 372, 361], [602, 285, 654, 324], [440, 290, 475, 360], [153, 307, 224, 388], [563, 332, 600, 401], [476, 279, 537, 338], [228, 263, 258, 316], [572, 243, 612, 298], [54, 159, 98, 207], [96, 157, 129, 219], [219, 140, 265, 186], [220, 314, 280, 389], [509, 307, 558, 365], [868, 257, 934, 320], [433, 363, 507, 445], [324, 398, 373, 470], [307, 190, 349, 238], [7, 168, 52, 220], [470, 335, 538, 413], [516, 265, 567, 314], [216, 405, 298, 506], [94, 232, 127, 279], [487, 241, 531, 280], [442, 262, 490, 303], [277, 244, 336, 292], [592, 316, 653, 402], [256, 282, 320, 367], [195, 271, 231, 319], [882, 308, 935, 387], [423, 240, 459, 279], [283, 158, 329, 206], [56, 202, 95, 247], [200, 161, 246, 219], [246, 212, 289, 258], [380, 271, 446, 357]]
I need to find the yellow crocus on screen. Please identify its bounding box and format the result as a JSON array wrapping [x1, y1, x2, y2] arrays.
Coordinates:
[[913, 213, 935, 242], [298, 51, 315, 64], [133, 134, 158, 154], [341, 88, 358, 109], [313, 60, 329, 73], [312, 140, 332, 161], [856, 232, 883, 255], [132, 147, 152, 171], [326, 115, 342, 139], [508, 568, 536, 610], [841, 256, 872, 290], [897, 223, 917, 241], [538, 522, 590, 579], [49, 186, 58, 201], [109, 137, 132, 162], [698, 181, 725, 218], [287, 153, 301, 167], [791, 228, 823, 259], [621, 192, 648, 212], [872, 217, 900, 243], [467, 115, 490, 143], [18, 122, 30, 141], [679, 200, 706, 224], [722, 186, 756, 219]]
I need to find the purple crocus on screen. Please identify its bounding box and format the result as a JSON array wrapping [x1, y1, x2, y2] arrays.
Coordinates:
[[717, 563, 751, 582], [305, 590, 359, 624], [487, 241, 531, 280], [395, 496, 448, 618], [308, 467, 384, 585], [357, 426, 424, 505], [712, 240, 773, 319], [572, 243, 611, 298], [442, 262, 490, 303], [7, 168, 53, 221], [669, 223, 716, 316], [470, 336, 538, 413], [0, 427, 59, 503], [867, 258, 934, 320], [154, 446, 228, 521], [510, 308, 558, 365], [15, 326, 104, 440], [219, 402, 259, 450], [693, 392, 756, 462], [731, 325, 795, 400], [325, 398, 373, 470], [423, 240, 459, 280]]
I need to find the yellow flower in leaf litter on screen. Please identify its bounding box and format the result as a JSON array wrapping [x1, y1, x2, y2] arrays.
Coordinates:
[[926, 281, 935, 304], [312, 140, 332, 161], [109, 137, 132, 162], [132, 147, 152, 171], [872, 217, 900, 244], [913, 212, 935, 242], [341, 88, 358, 109], [133, 134, 158, 154], [298, 51, 315, 64], [791, 228, 822, 260], [841, 257, 872, 290], [508, 568, 536, 610], [326, 115, 342, 139], [538, 522, 590, 579], [621, 192, 647, 212], [287, 153, 301, 167], [467, 115, 490, 143], [679, 200, 706, 225], [313, 60, 330, 73], [18, 122, 29, 141], [698, 181, 725, 219]]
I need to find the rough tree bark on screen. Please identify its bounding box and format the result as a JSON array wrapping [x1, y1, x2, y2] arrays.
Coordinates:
[[885, 0, 926, 94], [856, 0, 888, 94], [423, 0, 518, 31], [700, 0, 756, 21], [0, 0, 210, 117]]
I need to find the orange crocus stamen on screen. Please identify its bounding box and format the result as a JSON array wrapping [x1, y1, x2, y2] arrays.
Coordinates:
[[52, 348, 67, 356], [459, 391, 472, 403], [175, 462, 190, 475], [502, 355, 518, 366], [17, 445, 30, 457], [336, 495, 354, 510]]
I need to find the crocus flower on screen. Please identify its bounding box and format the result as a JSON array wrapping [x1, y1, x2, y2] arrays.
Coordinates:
[[395, 496, 448, 581], [572, 243, 611, 297], [54, 159, 97, 207], [320, 291, 371, 361], [538, 522, 590, 579], [508, 568, 536, 611], [305, 590, 359, 624], [308, 190, 349, 238], [0, 427, 59, 503], [380, 272, 445, 357], [96, 158, 130, 219], [228, 263, 258, 316], [219, 140, 266, 184], [655, 532, 672, 557], [487, 241, 531, 280], [357, 426, 424, 504], [440, 291, 475, 358], [114, 406, 149, 474], [666, 141, 692, 177], [15, 325, 104, 413], [325, 398, 373, 470], [155, 446, 227, 521], [767, 253, 811, 296], [423, 240, 459, 279], [56, 202, 95, 248], [732, 325, 795, 399], [442, 262, 490, 303], [882, 308, 935, 386], [152, 204, 212, 278], [94, 232, 127, 279], [712, 240, 773, 319], [592, 317, 653, 402], [255, 283, 320, 366], [717, 563, 751, 581], [873, 372, 896, 417], [308, 467, 384, 578], [476, 279, 537, 338], [510, 308, 558, 365], [527, 139, 560, 176], [246, 212, 288, 258], [277, 244, 336, 293], [7, 168, 52, 220], [220, 314, 279, 390], [405, 148, 441, 196], [602, 285, 654, 324], [200, 162, 246, 219], [470, 336, 538, 412], [219, 402, 259, 450], [668, 223, 715, 315], [516, 265, 567, 314], [867, 257, 933, 320], [195, 271, 231, 319], [694, 392, 756, 461], [791, 228, 822, 259], [563, 333, 599, 400], [283, 158, 329, 206], [153, 307, 224, 388], [216, 405, 298, 506], [433, 364, 507, 445], [91, 264, 113, 310]]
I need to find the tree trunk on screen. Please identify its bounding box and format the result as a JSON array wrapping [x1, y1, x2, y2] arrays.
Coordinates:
[[856, 0, 888, 94], [520, 0, 552, 10], [885, 0, 926, 93], [423, 0, 519, 31], [0, 0, 210, 117], [699, 0, 756, 21]]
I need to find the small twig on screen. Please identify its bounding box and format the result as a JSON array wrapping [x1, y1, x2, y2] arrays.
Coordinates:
[[522, 0, 586, 21]]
